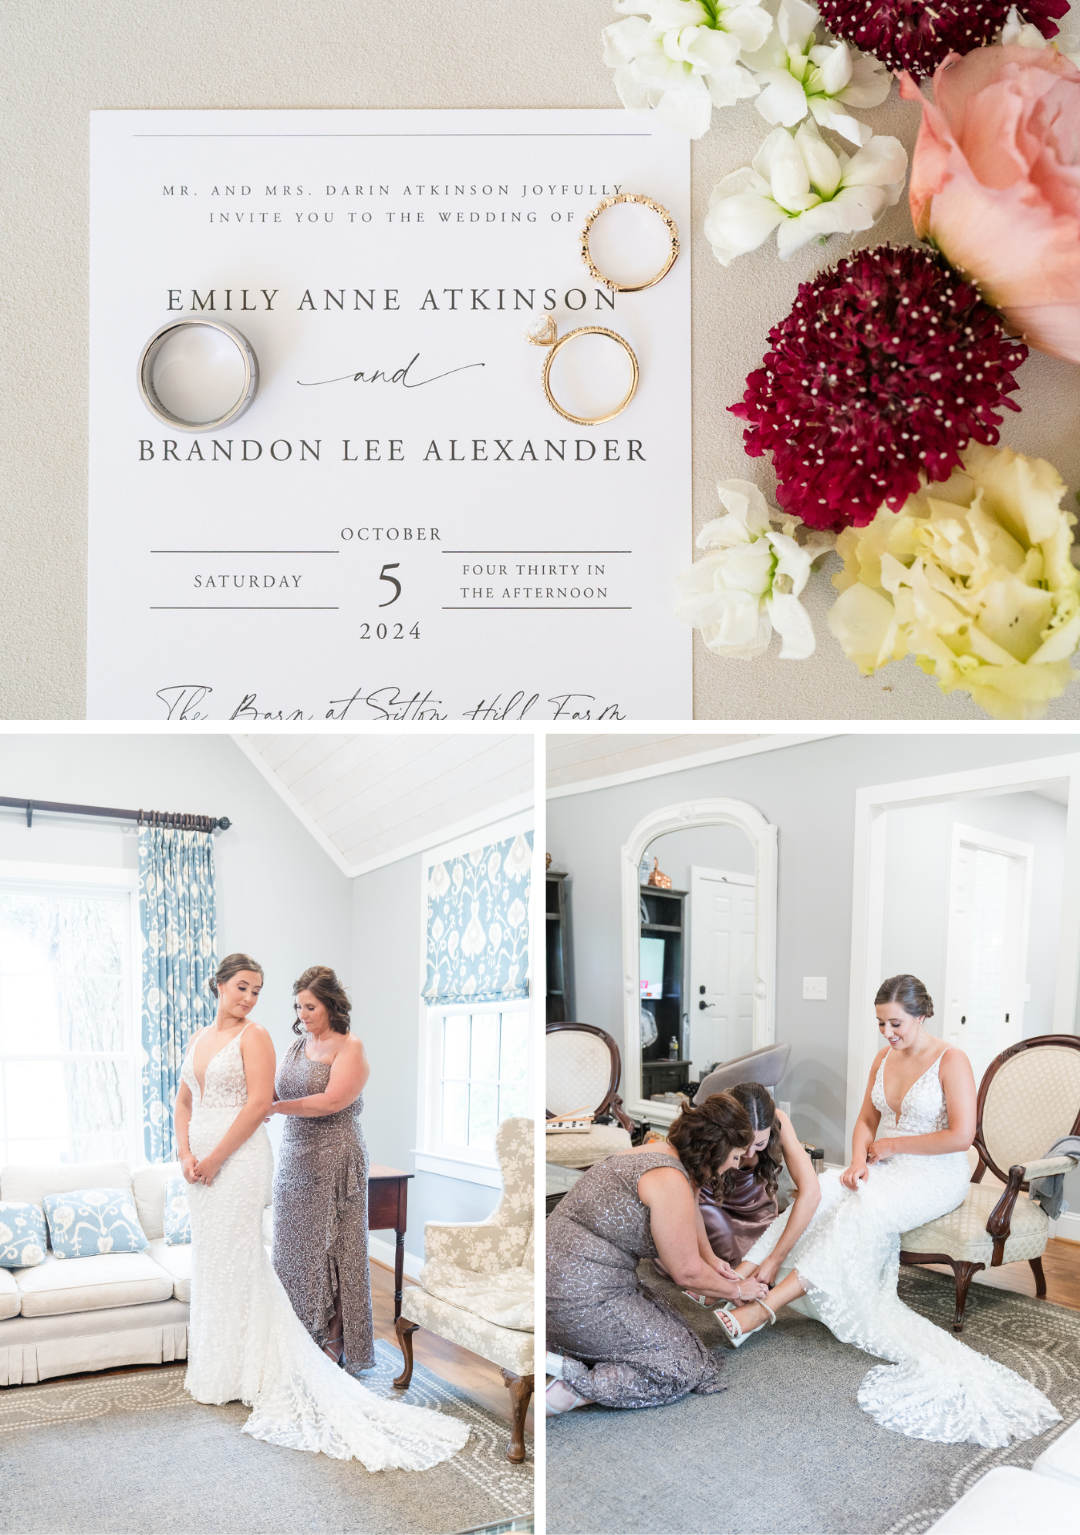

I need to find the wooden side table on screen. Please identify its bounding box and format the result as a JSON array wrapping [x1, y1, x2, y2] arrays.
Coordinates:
[[368, 1164, 413, 1320]]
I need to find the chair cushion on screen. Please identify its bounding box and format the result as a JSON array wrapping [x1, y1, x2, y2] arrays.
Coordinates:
[[1033, 1415, 1080, 1486], [14, 1252, 174, 1316], [418, 1257, 533, 1331], [924, 1466, 1077, 1532], [400, 1286, 534, 1376], [0, 1267, 19, 1320], [0, 1203, 47, 1269], [145, 1238, 191, 1303], [544, 1125, 632, 1167], [901, 1184, 1048, 1264], [162, 1177, 192, 1245], [131, 1163, 182, 1241], [43, 1189, 149, 1259], [0, 1162, 132, 1210]]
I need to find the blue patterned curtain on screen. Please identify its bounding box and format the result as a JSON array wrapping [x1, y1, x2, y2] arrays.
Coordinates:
[[424, 830, 533, 1005], [139, 827, 217, 1161]]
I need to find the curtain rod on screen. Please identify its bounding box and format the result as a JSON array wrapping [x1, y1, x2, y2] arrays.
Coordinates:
[[0, 797, 231, 833]]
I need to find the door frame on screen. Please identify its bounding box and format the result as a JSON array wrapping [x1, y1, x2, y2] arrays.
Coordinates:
[[846, 752, 1080, 1148], [689, 865, 756, 1071], [621, 798, 777, 1128]]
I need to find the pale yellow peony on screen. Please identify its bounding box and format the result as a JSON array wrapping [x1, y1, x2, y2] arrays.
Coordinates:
[[827, 443, 1080, 719]]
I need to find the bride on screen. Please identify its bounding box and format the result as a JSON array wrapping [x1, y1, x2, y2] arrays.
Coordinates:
[[718, 973, 1061, 1448], [173, 952, 469, 1469]]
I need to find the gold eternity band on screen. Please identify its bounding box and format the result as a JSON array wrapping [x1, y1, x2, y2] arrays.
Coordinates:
[[524, 315, 639, 425], [579, 193, 680, 294]]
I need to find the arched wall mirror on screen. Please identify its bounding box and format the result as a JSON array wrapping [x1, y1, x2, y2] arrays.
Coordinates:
[[620, 798, 777, 1127]]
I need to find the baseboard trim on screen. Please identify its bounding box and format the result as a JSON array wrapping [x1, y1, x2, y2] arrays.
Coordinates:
[[1050, 1209, 1080, 1244], [368, 1235, 425, 1282]]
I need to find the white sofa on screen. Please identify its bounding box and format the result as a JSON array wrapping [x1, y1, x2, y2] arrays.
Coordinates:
[[0, 1158, 270, 1387], [927, 1417, 1080, 1531]]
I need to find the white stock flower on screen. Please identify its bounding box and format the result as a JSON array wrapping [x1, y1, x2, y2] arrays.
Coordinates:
[[674, 480, 833, 659], [602, 0, 773, 139], [704, 118, 907, 264], [1000, 4, 1080, 64], [744, 0, 890, 146]]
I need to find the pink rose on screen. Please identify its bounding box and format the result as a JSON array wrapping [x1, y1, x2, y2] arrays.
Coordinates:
[[901, 45, 1080, 364]]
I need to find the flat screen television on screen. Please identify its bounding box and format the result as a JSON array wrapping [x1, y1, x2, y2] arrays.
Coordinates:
[[640, 935, 665, 999]]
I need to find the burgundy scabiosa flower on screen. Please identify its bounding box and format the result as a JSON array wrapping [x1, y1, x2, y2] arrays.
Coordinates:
[[816, 0, 1068, 78], [730, 244, 1027, 532]]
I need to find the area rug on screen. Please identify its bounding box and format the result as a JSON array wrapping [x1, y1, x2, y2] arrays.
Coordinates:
[[0, 1340, 532, 1534], [546, 1265, 1080, 1535]]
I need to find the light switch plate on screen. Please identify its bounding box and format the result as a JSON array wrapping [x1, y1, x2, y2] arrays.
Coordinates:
[[779, 1101, 791, 1118], [803, 976, 827, 1001]]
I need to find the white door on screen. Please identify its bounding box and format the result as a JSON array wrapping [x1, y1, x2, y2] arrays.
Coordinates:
[[942, 824, 1033, 1087], [690, 866, 756, 1071]]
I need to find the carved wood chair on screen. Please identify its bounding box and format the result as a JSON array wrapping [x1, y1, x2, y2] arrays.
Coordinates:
[[545, 1021, 634, 1169], [393, 1116, 534, 1463], [899, 1034, 1080, 1332]]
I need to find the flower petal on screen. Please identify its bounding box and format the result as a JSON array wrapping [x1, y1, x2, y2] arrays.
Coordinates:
[[754, 69, 810, 126], [794, 118, 842, 197], [766, 590, 817, 657], [807, 95, 872, 145], [654, 74, 714, 136], [704, 187, 786, 264]]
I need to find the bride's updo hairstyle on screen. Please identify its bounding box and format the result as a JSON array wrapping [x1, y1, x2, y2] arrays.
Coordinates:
[[667, 1093, 754, 1198], [210, 953, 263, 996], [876, 974, 934, 1020], [727, 1082, 783, 1200], [292, 965, 351, 1036]]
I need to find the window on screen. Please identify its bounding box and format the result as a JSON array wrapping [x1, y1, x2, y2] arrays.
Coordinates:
[[426, 1002, 530, 1168], [416, 815, 534, 1187], [0, 865, 140, 1167]]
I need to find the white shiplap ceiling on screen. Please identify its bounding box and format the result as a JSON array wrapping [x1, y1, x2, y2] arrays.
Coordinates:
[[235, 734, 534, 877], [546, 734, 764, 792]]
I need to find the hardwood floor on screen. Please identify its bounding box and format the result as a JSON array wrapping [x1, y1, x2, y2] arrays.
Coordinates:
[[922, 1237, 1080, 1310], [371, 1260, 534, 1435]]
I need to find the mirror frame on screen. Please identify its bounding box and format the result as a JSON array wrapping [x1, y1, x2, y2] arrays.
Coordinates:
[[621, 797, 778, 1127]]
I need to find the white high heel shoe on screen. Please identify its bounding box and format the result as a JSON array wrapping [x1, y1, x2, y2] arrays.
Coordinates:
[[715, 1299, 777, 1347], [545, 1352, 590, 1416]]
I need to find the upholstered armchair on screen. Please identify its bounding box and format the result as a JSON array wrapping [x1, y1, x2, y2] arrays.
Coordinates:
[[394, 1116, 534, 1463], [545, 1022, 634, 1169], [693, 1043, 791, 1103], [900, 1034, 1080, 1331]]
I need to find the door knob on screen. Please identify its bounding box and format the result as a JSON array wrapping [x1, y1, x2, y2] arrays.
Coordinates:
[[698, 1001, 714, 1011]]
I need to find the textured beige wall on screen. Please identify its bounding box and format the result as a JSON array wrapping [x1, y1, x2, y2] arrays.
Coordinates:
[[3, 0, 1079, 719]]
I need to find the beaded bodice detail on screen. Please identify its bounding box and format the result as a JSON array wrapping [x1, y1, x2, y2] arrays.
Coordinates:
[[871, 1051, 949, 1138], [182, 1027, 250, 1110]]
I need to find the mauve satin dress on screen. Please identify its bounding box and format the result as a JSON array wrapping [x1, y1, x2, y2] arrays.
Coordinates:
[[272, 1039, 375, 1374], [698, 1164, 778, 1265], [546, 1148, 726, 1409]]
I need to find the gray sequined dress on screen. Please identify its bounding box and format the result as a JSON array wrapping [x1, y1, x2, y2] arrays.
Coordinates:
[[272, 1039, 375, 1373], [546, 1149, 726, 1409]]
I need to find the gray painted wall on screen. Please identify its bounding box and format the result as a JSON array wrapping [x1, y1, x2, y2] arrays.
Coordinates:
[[881, 792, 1067, 1041], [547, 734, 1080, 1173]]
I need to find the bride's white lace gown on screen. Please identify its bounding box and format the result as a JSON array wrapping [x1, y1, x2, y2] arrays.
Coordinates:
[[745, 1051, 1061, 1447], [181, 1026, 469, 1469]]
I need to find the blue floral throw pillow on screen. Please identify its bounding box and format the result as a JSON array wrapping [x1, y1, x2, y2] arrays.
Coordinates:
[[162, 1176, 191, 1245], [0, 1202, 47, 1268], [43, 1188, 149, 1259]]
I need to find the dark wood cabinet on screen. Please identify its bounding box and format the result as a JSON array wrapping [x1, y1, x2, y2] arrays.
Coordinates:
[[639, 884, 690, 1097], [547, 870, 573, 1024]]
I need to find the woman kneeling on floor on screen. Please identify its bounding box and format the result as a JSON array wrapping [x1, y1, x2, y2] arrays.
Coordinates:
[[545, 1093, 768, 1414]]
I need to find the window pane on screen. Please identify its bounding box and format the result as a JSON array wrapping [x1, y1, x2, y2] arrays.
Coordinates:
[[471, 1014, 500, 1082], [64, 977, 126, 1054], [469, 1083, 498, 1147], [0, 973, 61, 1055], [61, 898, 124, 977], [6, 1139, 71, 1163], [499, 1080, 528, 1121], [443, 1014, 470, 1080], [499, 1011, 528, 1085], [65, 1059, 131, 1161], [441, 1081, 469, 1147], [7, 1060, 69, 1142]]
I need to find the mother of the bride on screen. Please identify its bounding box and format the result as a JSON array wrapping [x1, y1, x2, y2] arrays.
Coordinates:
[[270, 965, 374, 1374]]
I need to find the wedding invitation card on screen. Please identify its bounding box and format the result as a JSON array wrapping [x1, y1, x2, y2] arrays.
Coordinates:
[[88, 109, 691, 720]]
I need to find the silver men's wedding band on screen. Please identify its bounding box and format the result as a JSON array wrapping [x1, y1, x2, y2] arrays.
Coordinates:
[[137, 317, 260, 431]]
